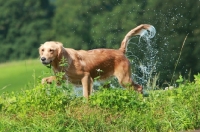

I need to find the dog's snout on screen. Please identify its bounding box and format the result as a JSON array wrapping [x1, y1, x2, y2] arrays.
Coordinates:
[[41, 57, 46, 61]]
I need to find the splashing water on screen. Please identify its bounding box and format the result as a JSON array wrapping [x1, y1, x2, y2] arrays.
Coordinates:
[[75, 25, 158, 96], [127, 25, 158, 90]]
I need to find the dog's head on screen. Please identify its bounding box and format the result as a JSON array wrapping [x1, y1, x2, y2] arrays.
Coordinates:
[[39, 41, 63, 65]]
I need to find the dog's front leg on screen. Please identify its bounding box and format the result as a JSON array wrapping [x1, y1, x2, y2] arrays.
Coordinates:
[[41, 76, 57, 84], [81, 73, 93, 98]]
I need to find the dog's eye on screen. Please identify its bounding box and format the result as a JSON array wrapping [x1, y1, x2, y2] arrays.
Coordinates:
[[49, 49, 54, 52], [41, 49, 44, 52]]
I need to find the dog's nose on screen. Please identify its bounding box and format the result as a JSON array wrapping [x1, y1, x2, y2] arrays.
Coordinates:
[[41, 57, 46, 61]]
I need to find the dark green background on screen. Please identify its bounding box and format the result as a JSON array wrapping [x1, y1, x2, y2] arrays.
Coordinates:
[[0, 0, 199, 85]]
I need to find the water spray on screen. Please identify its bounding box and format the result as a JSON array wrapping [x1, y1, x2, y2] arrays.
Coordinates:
[[128, 25, 158, 90]]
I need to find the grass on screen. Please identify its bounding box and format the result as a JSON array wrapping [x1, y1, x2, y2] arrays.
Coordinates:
[[0, 59, 51, 93], [0, 76, 200, 131], [0, 59, 200, 131]]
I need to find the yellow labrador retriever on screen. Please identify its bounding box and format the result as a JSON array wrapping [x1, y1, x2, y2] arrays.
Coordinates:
[[39, 24, 155, 98]]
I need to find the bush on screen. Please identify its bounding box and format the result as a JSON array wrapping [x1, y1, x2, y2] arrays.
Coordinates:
[[0, 83, 74, 114], [90, 88, 146, 111], [89, 74, 200, 131]]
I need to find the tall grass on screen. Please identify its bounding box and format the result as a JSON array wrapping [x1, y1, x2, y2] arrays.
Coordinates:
[[170, 34, 189, 85]]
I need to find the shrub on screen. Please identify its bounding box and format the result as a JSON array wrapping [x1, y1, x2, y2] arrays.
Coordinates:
[[0, 83, 74, 114], [90, 88, 146, 111]]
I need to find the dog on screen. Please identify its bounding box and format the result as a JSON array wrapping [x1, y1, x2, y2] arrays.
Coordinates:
[[39, 24, 155, 98]]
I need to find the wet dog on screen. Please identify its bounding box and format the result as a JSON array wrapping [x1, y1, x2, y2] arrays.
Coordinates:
[[39, 24, 155, 98]]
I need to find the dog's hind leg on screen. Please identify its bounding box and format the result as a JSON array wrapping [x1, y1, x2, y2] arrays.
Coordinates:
[[114, 62, 142, 93], [81, 73, 93, 98]]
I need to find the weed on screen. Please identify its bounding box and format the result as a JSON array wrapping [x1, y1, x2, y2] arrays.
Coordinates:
[[170, 33, 189, 85]]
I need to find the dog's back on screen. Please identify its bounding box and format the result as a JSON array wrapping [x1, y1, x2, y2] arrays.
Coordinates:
[[66, 48, 129, 80]]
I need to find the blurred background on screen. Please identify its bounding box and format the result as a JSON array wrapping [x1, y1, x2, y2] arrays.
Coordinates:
[[0, 0, 200, 88]]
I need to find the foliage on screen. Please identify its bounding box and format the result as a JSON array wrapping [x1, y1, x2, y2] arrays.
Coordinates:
[[0, 73, 200, 131], [0, 0, 200, 89], [0, 0, 53, 62], [1, 1, 200, 130], [90, 0, 146, 49], [140, 0, 200, 82], [90, 74, 200, 131], [90, 88, 145, 110], [0, 83, 73, 113], [0, 83, 76, 131]]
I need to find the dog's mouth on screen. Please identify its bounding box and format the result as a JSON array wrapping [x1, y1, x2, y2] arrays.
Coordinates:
[[40, 58, 53, 65], [42, 61, 51, 65], [41, 60, 52, 68]]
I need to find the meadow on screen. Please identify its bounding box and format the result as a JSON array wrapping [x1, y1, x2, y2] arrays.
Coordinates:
[[0, 59, 51, 93], [0, 59, 200, 131]]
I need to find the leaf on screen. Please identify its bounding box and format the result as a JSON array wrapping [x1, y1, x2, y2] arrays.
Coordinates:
[[176, 75, 183, 83]]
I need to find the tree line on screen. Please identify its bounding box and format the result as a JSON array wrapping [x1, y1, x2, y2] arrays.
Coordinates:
[[0, 0, 200, 85]]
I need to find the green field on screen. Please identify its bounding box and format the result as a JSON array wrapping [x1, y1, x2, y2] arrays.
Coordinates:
[[0, 59, 51, 93]]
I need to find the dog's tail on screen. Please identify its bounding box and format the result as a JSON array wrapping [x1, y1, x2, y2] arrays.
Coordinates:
[[119, 24, 156, 54]]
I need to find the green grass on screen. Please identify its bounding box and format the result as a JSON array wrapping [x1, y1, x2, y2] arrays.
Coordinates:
[[0, 59, 51, 93], [0, 75, 200, 131], [1, 59, 200, 131]]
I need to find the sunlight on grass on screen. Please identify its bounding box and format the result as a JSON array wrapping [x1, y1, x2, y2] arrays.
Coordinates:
[[0, 59, 51, 93]]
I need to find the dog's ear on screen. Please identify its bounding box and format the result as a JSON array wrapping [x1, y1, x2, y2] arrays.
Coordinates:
[[38, 44, 43, 54], [55, 42, 64, 59]]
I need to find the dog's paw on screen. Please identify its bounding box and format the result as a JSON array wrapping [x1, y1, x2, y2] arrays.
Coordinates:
[[41, 76, 56, 84]]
